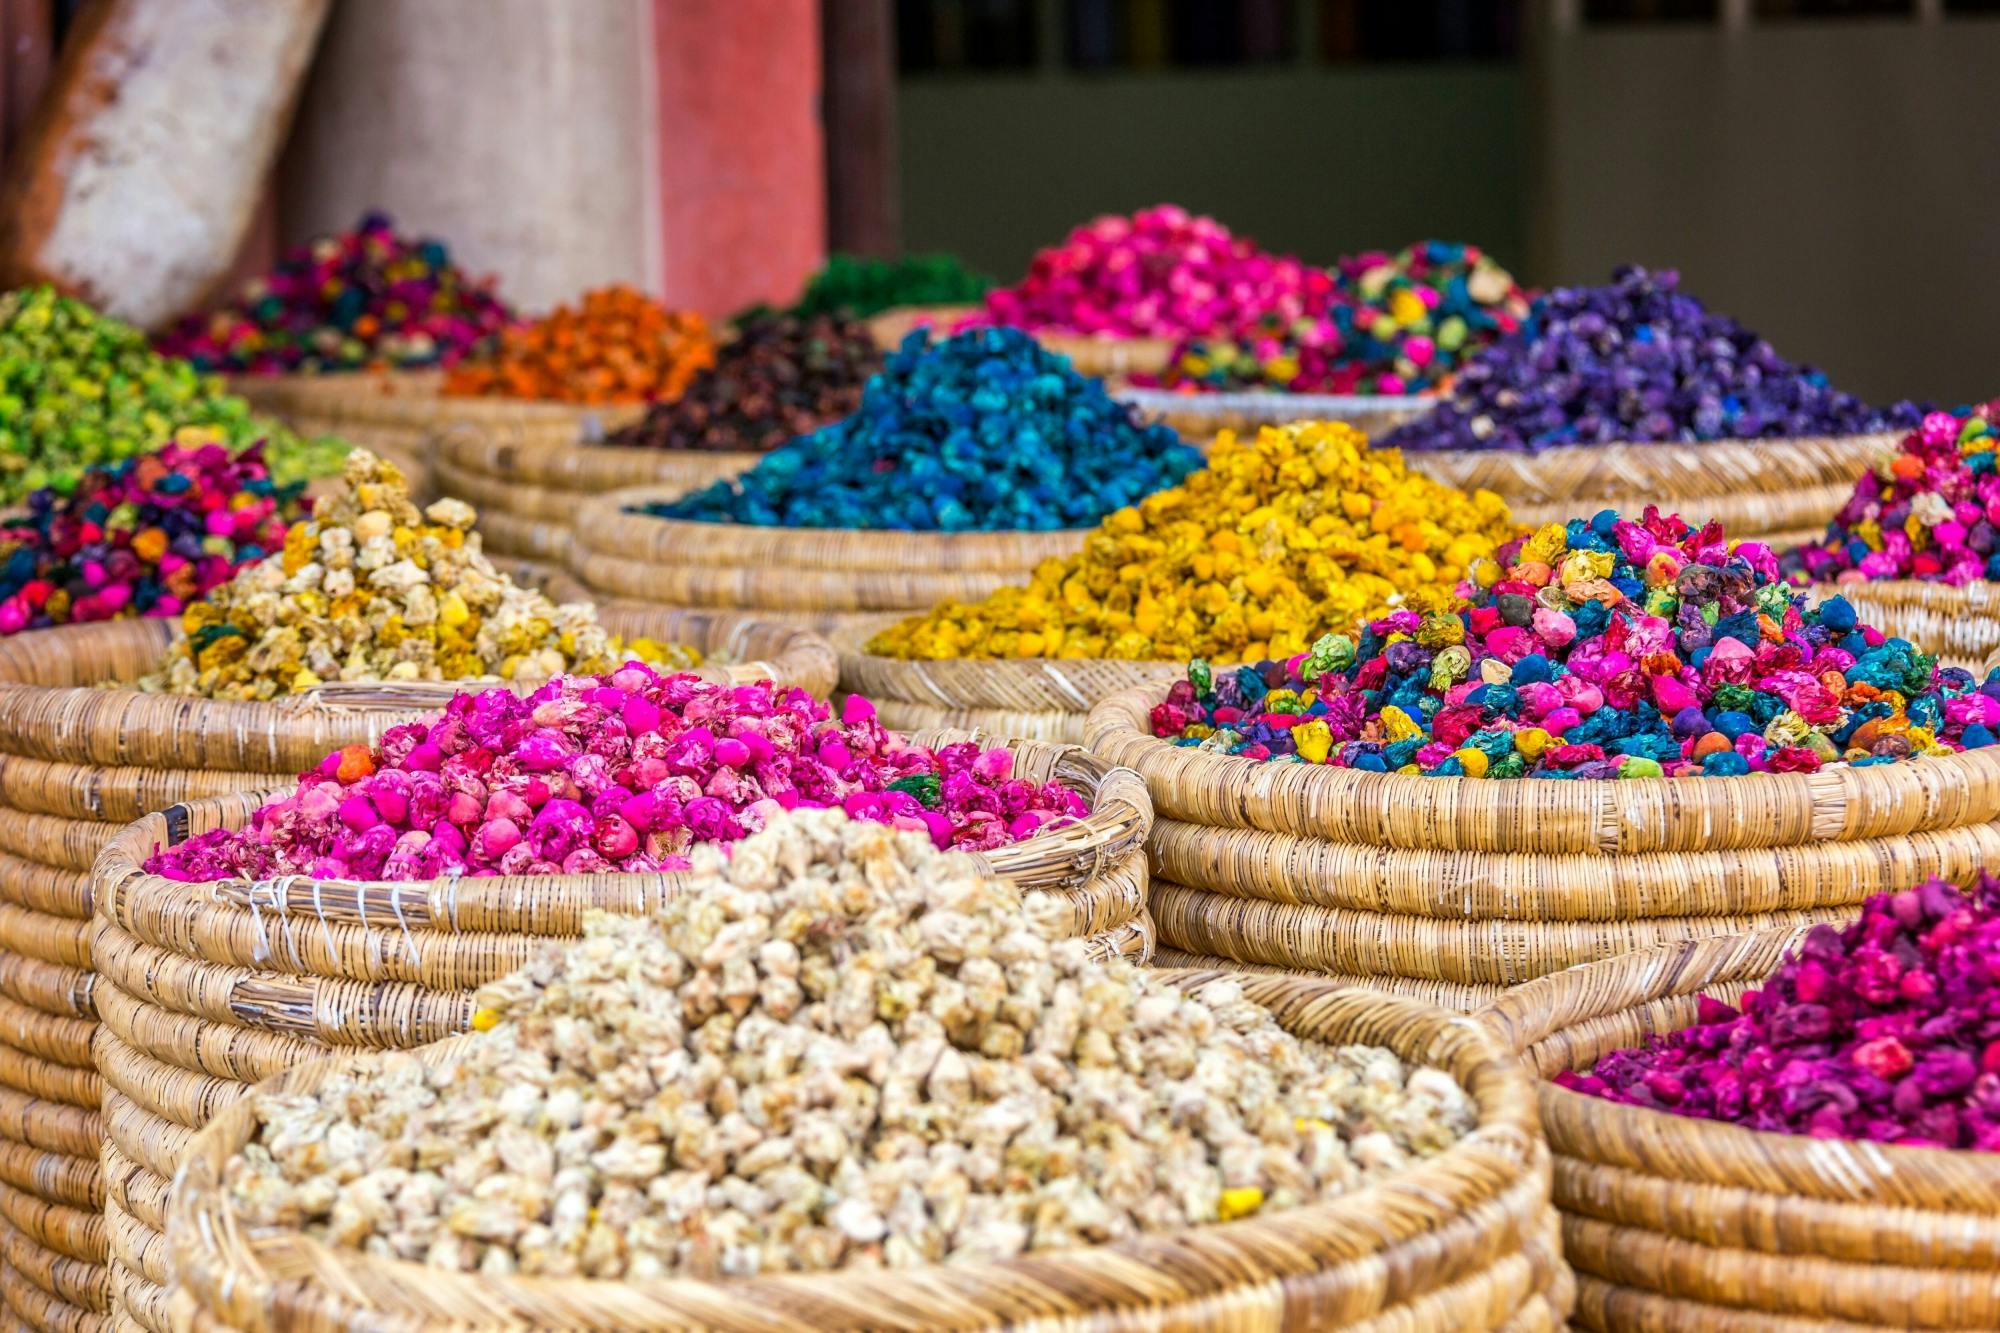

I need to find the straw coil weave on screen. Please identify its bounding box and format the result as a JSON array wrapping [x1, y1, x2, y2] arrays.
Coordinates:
[[430, 421, 758, 563], [837, 631, 1184, 744], [1811, 579, 2000, 672], [229, 370, 648, 503], [164, 972, 1568, 1332], [1087, 682, 2000, 998], [567, 484, 1081, 623], [1481, 930, 2000, 1330], [91, 733, 1152, 1329]]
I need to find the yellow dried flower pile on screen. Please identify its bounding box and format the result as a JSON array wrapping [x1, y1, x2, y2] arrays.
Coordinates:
[[867, 421, 1518, 663], [140, 449, 697, 700]]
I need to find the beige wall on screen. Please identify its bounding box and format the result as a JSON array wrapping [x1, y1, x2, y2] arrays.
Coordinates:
[[1533, 21, 2000, 406], [280, 0, 655, 313]]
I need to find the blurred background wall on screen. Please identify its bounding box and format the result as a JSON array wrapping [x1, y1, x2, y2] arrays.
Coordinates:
[[0, 0, 1993, 405]]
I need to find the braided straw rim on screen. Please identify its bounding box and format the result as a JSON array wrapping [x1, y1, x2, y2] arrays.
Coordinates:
[[433, 418, 758, 507], [1086, 682, 2000, 856], [228, 368, 648, 436], [567, 485, 1083, 615], [1812, 578, 2000, 665], [0, 612, 837, 774], [1398, 430, 1895, 508], [837, 636, 1183, 719], [1481, 930, 2000, 1329], [167, 973, 1565, 1332]]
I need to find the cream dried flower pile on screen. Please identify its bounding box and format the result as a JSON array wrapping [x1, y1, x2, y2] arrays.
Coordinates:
[[222, 809, 1474, 1280], [139, 448, 696, 700]]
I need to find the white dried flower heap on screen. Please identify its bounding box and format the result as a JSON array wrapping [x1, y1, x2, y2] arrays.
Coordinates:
[[139, 447, 696, 700], [226, 809, 1474, 1279]]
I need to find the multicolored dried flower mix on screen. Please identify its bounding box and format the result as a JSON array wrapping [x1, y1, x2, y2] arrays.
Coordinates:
[[156, 212, 514, 374], [443, 286, 714, 404], [0, 286, 342, 503], [138, 450, 692, 699], [1784, 405, 2000, 585], [604, 312, 882, 454], [1559, 875, 2000, 1152], [1381, 266, 1923, 453], [0, 429, 306, 634], [973, 204, 1335, 340], [653, 328, 1201, 531], [1145, 240, 1531, 397], [867, 421, 1514, 663], [219, 808, 1474, 1277], [147, 680, 1087, 882], [1150, 507, 2000, 777]]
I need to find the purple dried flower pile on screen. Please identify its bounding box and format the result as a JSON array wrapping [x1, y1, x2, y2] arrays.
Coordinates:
[[1559, 876, 2000, 1152]]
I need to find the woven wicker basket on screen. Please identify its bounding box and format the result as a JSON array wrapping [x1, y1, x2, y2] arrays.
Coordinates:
[[1398, 431, 1893, 541], [1482, 929, 2000, 1330], [566, 485, 1082, 637], [163, 971, 1568, 1332], [0, 610, 832, 1333], [1112, 385, 1433, 453], [1147, 948, 1506, 1013], [837, 625, 1186, 744], [430, 422, 759, 564], [1086, 682, 2000, 999], [91, 734, 1152, 1331], [1812, 579, 2000, 671], [229, 370, 650, 504]]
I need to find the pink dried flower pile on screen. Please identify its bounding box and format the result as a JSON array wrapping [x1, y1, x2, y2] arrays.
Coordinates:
[[1559, 875, 2000, 1152], [146, 666, 1087, 883], [972, 204, 1336, 341]]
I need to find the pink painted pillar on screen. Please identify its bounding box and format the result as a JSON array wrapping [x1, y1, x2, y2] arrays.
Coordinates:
[[651, 0, 826, 315]]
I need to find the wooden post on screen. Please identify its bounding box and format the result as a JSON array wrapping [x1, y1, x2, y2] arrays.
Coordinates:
[[822, 0, 900, 258], [0, 0, 53, 168]]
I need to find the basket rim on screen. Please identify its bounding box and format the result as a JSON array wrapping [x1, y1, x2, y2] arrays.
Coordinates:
[[1812, 576, 2000, 606], [575, 484, 1091, 557], [1113, 385, 1437, 417], [0, 612, 836, 759], [1085, 681, 2000, 851], [1482, 932, 2000, 1204], [167, 970, 1548, 1328], [835, 639, 1186, 714], [433, 419, 763, 487]]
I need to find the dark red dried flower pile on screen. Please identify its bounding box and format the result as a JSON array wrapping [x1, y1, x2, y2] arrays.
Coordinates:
[[1558, 875, 2000, 1151]]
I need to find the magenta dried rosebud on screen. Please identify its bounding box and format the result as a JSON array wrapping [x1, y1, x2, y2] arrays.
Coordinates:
[[337, 795, 379, 833], [592, 815, 638, 860], [561, 847, 610, 875], [444, 790, 483, 827], [622, 695, 662, 735], [841, 694, 875, 726], [404, 741, 444, 773], [476, 817, 522, 861], [484, 789, 532, 824], [515, 730, 576, 772]]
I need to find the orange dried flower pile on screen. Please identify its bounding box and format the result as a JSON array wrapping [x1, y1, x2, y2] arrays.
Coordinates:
[[442, 285, 714, 404]]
